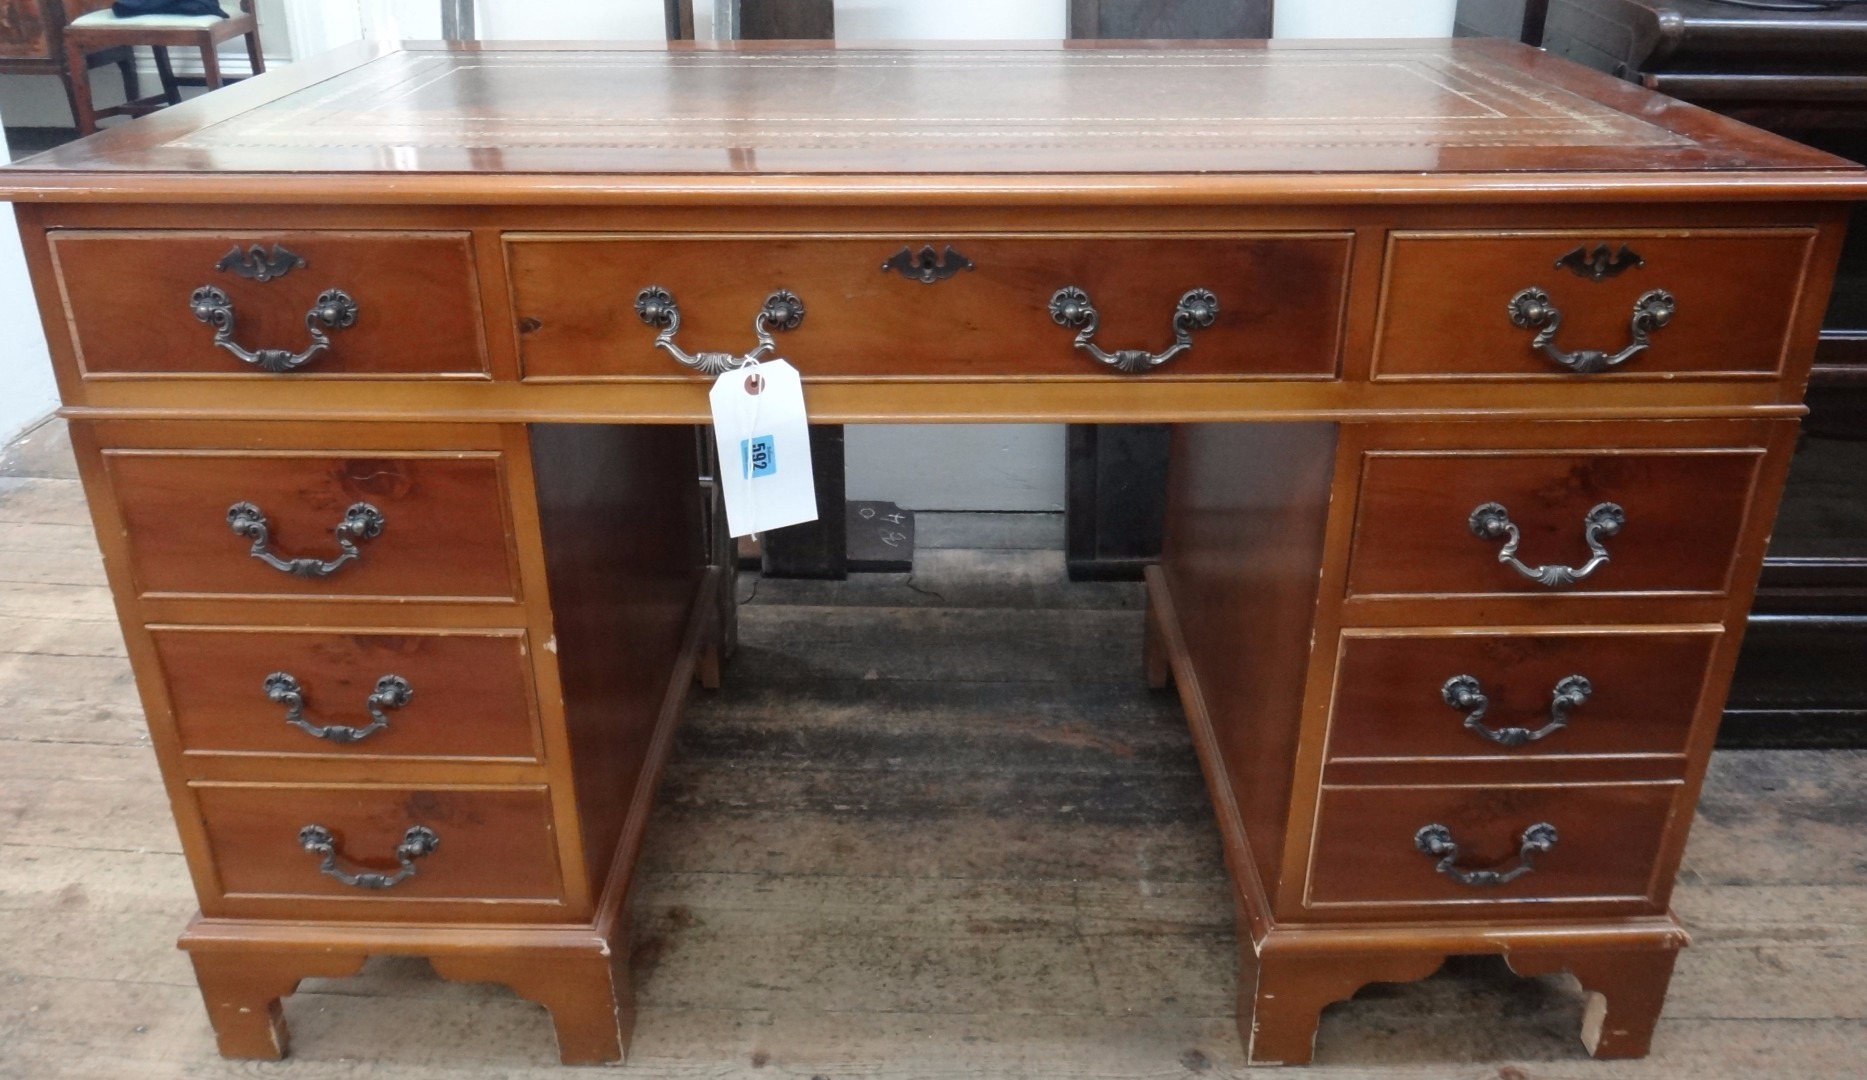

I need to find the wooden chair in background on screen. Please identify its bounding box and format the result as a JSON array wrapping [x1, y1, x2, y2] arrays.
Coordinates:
[[62, 0, 264, 134], [0, 0, 137, 135]]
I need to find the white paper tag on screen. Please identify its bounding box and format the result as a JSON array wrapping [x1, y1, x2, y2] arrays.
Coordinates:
[[709, 359, 818, 538]]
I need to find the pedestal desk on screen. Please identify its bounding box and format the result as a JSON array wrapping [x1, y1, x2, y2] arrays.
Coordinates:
[[3, 39, 1860, 1067]]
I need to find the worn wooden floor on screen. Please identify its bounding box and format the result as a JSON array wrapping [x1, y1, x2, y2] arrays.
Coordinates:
[[1, 417, 1863, 1079]]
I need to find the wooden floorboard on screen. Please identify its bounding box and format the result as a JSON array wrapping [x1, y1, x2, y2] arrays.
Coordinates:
[[2, 419, 1864, 1079]]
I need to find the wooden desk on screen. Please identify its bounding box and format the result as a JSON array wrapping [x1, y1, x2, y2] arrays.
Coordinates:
[[2, 39, 1860, 1067]]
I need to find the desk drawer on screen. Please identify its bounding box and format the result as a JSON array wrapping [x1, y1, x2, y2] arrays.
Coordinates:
[[50, 230, 487, 377], [194, 783, 563, 909], [102, 448, 520, 601], [507, 234, 1351, 379], [1305, 782, 1677, 911], [153, 627, 541, 761], [1345, 447, 1764, 599], [1325, 628, 1721, 764], [1373, 229, 1816, 380]]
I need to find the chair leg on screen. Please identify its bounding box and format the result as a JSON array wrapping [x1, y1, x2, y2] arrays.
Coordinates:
[[54, 69, 81, 136], [246, 31, 265, 76], [153, 46, 181, 105], [63, 40, 99, 135], [200, 41, 223, 90], [117, 50, 140, 102]]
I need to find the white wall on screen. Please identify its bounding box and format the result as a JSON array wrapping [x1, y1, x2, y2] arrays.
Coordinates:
[[847, 425, 1066, 513], [0, 128, 59, 445], [836, 1, 1063, 40], [355, 0, 706, 42], [479, 0, 676, 40], [1274, 0, 1455, 38]]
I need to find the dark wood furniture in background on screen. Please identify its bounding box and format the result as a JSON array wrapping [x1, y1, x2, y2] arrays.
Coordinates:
[[1515, 0, 1867, 743], [1454, 0, 1550, 47], [0, 0, 136, 130], [2, 38, 1858, 1068], [1068, 0, 1272, 38], [720, 0, 831, 42], [62, 0, 263, 135]]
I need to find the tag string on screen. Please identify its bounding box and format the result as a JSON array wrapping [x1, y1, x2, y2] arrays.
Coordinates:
[[741, 359, 764, 530]]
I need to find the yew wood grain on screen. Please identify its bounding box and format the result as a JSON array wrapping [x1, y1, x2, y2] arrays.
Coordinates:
[[101, 449, 521, 601], [1305, 780, 1680, 911], [508, 234, 1350, 380], [1158, 422, 1337, 898], [190, 783, 565, 911], [529, 424, 705, 901], [50, 231, 488, 377], [1373, 229, 1818, 379], [1346, 447, 1766, 599], [1324, 627, 1722, 765], [151, 626, 542, 762]]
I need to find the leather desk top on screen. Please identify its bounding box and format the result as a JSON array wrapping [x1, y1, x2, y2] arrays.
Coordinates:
[[2, 39, 1861, 204]]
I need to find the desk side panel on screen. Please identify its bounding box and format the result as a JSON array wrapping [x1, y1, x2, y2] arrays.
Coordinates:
[[1160, 422, 1336, 896], [529, 424, 705, 902]]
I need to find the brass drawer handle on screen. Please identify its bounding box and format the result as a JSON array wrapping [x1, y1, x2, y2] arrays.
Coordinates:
[[1507, 286, 1675, 374], [1441, 673, 1591, 747], [1414, 822, 1558, 887], [634, 286, 804, 375], [298, 824, 438, 890], [226, 500, 385, 579], [265, 672, 412, 744], [189, 285, 359, 373], [1468, 501, 1624, 588], [1049, 286, 1218, 373]]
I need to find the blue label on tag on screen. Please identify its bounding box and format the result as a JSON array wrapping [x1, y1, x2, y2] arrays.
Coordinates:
[[740, 435, 777, 479]]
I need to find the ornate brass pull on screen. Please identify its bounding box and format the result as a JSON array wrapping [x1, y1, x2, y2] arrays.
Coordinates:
[[265, 672, 412, 744], [226, 501, 385, 579], [1048, 286, 1219, 374], [1507, 286, 1675, 374], [1441, 673, 1591, 747], [298, 824, 438, 890], [1468, 501, 1624, 588], [634, 286, 804, 375], [189, 286, 358, 373], [1414, 822, 1558, 887]]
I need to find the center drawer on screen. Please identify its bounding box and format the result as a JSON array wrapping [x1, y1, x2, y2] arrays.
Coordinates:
[[506, 233, 1352, 379]]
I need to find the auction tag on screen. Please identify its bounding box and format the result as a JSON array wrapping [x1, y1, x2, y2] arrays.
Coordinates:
[[709, 359, 818, 538]]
